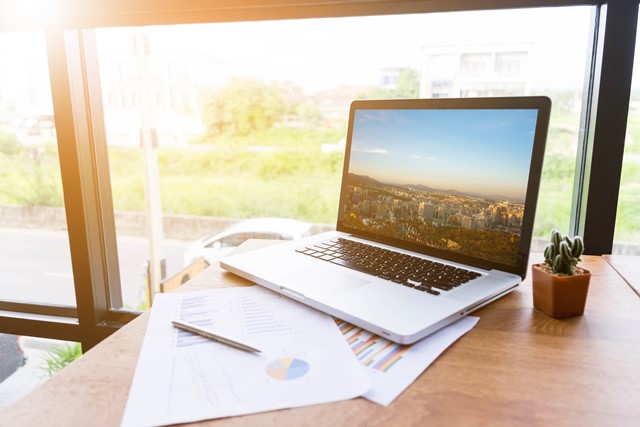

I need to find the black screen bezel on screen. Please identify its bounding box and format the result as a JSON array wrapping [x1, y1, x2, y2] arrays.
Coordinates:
[[335, 96, 551, 279]]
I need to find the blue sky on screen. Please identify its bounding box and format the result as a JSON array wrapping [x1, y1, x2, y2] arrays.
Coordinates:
[[349, 109, 539, 201]]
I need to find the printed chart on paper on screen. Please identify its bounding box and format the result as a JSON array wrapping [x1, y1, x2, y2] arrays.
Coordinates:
[[121, 287, 370, 427]]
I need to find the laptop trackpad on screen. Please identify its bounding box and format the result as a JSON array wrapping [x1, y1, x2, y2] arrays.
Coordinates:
[[278, 266, 368, 298]]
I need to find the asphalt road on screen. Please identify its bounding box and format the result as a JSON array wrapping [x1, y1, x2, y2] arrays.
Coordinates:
[[0, 227, 193, 309], [0, 228, 195, 399]]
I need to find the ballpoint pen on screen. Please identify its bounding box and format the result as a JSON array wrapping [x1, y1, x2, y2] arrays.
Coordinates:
[[171, 319, 262, 354]]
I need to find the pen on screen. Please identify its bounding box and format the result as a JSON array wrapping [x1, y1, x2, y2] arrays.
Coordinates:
[[171, 319, 262, 354]]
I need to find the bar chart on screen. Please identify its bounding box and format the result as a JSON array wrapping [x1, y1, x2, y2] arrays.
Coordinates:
[[336, 320, 411, 372]]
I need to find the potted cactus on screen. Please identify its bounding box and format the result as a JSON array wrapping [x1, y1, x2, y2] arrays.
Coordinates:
[[531, 229, 591, 318]]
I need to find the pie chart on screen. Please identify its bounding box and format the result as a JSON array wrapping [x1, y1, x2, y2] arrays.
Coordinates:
[[266, 357, 310, 380]]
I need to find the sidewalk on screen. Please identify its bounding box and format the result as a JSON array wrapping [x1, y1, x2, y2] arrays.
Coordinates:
[[0, 336, 71, 410]]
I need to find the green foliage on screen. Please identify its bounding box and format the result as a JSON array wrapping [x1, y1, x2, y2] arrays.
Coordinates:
[[42, 342, 82, 377], [358, 68, 420, 99], [623, 123, 640, 154], [533, 171, 573, 238], [104, 126, 345, 223], [1, 83, 639, 242], [201, 76, 289, 135], [543, 229, 584, 275], [0, 145, 64, 207], [530, 96, 582, 238], [0, 129, 21, 155], [614, 176, 640, 242]]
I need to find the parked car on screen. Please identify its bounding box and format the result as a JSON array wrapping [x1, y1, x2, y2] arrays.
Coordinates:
[[11, 115, 56, 142], [183, 217, 313, 266], [0, 334, 26, 382]]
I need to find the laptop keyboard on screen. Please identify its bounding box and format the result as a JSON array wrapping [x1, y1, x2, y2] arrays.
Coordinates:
[[296, 238, 481, 296]]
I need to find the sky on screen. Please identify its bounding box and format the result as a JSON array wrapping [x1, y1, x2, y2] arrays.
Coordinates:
[[94, 6, 598, 93], [348, 108, 540, 201], [4, 5, 640, 117]]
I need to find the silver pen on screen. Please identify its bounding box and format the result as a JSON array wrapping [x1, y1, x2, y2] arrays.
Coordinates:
[[171, 319, 262, 354]]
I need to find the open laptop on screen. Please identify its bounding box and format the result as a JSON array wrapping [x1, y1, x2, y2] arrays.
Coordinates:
[[221, 96, 551, 344]]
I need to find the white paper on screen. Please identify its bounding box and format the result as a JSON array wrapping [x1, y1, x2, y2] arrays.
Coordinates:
[[121, 287, 370, 427], [337, 316, 479, 406]]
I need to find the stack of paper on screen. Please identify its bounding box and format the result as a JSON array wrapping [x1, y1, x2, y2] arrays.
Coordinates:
[[121, 286, 477, 426], [121, 287, 370, 427]]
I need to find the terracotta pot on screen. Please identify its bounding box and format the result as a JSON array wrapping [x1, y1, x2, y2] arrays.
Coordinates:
[[531, 263, 591, 318]]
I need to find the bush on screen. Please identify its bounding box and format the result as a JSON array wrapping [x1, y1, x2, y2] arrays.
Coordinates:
[[42, 343, 82, 377], [0, 129, 21, 155]]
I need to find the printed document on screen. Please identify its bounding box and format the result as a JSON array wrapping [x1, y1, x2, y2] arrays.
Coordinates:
[[121, 287, 370, 427], [338, 316, 478, 406]]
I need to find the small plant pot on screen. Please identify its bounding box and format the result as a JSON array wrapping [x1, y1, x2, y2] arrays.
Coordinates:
[[531, 263, 591, 319]]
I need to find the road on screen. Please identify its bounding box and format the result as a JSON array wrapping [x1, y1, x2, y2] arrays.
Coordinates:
[[0, 227, 192, 309], [0, 228, 194, 401]]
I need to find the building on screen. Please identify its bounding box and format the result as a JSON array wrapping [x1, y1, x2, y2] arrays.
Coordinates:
[[421, 43, 532, 98]]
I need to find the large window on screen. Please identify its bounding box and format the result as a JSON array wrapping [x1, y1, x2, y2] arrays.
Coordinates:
[[94, 8, 593, 308], [0, 32, 76, 306], [0, 1, 636, 353]]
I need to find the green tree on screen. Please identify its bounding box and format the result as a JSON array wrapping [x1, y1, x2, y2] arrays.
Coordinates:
[[0, 129, 21, 155], [201, 76, 287, 135], [359, 68, 421, 100]]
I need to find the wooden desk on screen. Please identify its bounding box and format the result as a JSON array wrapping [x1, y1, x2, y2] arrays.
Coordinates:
[[604, 254, 640, 297], [2, 254, 640, 426]]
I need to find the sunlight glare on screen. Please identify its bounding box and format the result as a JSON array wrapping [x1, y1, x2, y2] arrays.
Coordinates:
[[1, 0, 62, 28]]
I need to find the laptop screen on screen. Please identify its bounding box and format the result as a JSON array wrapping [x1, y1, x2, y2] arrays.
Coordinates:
[[336, 97, 551, 277]]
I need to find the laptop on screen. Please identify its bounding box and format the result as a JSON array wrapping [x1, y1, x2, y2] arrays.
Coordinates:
[[221, 96, 551, 344]]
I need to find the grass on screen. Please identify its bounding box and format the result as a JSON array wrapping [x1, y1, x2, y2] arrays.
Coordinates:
[[1, 117, 639, 242], [107, 127, 345, 224], [41, 343, 83, 377]]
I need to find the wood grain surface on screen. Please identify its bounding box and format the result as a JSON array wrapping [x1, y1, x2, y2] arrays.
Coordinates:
[[604, 254, 640, 297], [2, 251, 639, 427]]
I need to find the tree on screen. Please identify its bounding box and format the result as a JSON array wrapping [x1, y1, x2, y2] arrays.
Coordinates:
[[0, 130, 21, 155], [395, 68, 421, 99], [201, 76, 287, 135], [359, 68, 421, 100]]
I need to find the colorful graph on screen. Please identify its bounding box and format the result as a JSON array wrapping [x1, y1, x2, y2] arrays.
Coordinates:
[[336, 320, 411, 372], [266, 358, 310, 380]]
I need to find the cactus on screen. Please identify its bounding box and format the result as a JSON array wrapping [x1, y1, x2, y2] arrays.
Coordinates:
[[543, 229, 584, 275]]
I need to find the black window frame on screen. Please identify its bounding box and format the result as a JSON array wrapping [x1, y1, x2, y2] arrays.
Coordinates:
[[0, 0, 636, 350]]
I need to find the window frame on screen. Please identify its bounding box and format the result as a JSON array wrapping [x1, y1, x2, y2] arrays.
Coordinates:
[[570, 2, 638, 253], [0, 0, 636, 350]]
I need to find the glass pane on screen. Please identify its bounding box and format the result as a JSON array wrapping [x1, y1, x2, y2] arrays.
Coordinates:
[[0, 32, 76, 306], [613, 10, 640, 255], [0, 333, 80, 408], [95, 6, 593, 307]]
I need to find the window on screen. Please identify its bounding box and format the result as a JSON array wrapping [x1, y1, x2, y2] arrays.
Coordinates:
[[460, 53, 492, 77], [0, 333, 81, 408], [495, 52, 526, 77], [0, 32, 76, 307], [614, 9, 640, 254], [0, 1, 636, 353], [93, 8, 593, 309]]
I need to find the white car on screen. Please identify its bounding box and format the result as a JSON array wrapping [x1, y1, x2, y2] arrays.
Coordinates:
[[183, 217, 314, 266]]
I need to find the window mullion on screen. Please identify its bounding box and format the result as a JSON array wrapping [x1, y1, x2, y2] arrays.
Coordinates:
[[79, 29, 127, 311], [46, 29, 114, 350], [572, 0, 638, 254]]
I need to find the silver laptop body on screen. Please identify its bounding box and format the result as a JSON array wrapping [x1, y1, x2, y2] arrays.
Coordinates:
[[221, 96, 551, 344]]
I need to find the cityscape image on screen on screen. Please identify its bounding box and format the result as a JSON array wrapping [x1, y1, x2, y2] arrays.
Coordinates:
[[342, 108, 539, 267]]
